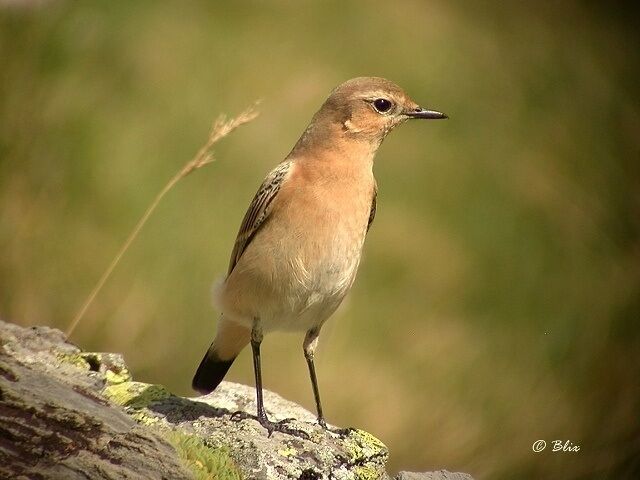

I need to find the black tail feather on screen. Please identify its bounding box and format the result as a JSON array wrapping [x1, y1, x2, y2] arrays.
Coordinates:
[[192, 350, 236, 394]]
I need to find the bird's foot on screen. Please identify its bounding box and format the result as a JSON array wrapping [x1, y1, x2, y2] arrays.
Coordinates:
[[317, 417, 327, 429], [257, 414, 310, 440], [229, 410, 254, 422], [314, 417, 352, 437]]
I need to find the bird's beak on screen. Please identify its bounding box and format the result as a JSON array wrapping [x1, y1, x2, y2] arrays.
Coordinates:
[[405, 107, 448, 120]]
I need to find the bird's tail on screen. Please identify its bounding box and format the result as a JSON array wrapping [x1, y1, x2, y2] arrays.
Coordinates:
[[192, 317, 251, 395], [192, 348, 236, 394]]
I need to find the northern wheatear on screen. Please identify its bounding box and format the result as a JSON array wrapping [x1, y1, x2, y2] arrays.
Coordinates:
[[193, 77, 446, 434]]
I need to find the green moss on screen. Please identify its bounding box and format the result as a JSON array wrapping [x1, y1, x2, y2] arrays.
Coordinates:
[[57, 352, 132, 385], [342, 429, 387, 461], [277, 445, 298, 457], [104, 381, 242, 478], [56, 352, 90, 370], [324, 429, 387, 479], [103, 381, 171, 409], [353, 465, 382, 480], [165, 430, 242, 480], [102, 381, 172, 425], [104, 368, 132, 385]]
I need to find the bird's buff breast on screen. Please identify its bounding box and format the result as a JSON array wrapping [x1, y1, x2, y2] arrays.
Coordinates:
[[216, 183, 371, 332]]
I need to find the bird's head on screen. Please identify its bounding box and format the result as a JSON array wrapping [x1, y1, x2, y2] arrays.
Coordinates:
[[288, 77, 447, 157], [318, 77, 447, 144]]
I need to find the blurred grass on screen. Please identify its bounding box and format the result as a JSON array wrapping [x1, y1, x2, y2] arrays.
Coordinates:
[[1, 1, 639, 478]]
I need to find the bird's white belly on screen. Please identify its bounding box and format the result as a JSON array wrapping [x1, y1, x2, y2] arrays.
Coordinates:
[[269, 250, 361, 332], [217, 220, 366, 333]]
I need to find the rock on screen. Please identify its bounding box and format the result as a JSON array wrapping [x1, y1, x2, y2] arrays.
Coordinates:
[[102, 382, 389, 479], [0, 321, 191, 480], [0, 320, 474, 479]]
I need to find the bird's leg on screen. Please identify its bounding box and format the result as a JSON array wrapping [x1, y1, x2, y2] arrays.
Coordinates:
[[250, 320, 309, 439], [250, 321, 268, 423], [303, 328, 352, 436], [304, 328, 327, 429]]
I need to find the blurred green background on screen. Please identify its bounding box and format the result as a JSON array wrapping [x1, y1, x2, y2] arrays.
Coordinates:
[[1, 1, 639, 478]]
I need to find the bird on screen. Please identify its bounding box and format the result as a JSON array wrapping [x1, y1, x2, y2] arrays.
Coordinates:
[[192, 76, 447, 434]]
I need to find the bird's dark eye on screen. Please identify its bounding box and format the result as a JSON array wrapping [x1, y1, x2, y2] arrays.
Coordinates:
[[372, 98, 393, 113]]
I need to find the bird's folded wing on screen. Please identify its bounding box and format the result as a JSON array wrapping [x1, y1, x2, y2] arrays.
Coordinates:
[[367, 183, 377, 233], [228, 161, 293, 275]]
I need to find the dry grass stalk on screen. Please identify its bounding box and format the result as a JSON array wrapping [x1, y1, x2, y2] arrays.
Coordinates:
[[66, 103, 260, 337]]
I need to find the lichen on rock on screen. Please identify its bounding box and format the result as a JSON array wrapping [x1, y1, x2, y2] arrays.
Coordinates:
[[0, 320, 473, 480]]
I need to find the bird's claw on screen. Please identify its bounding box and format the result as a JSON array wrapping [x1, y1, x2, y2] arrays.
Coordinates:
[[327, 426, 354, 437], [257, 415, 310, 440], [229, 410, 253, 422]]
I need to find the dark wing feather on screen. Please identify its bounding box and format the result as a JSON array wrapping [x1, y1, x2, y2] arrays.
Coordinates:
[[367, 184, 377, 233], [227, 161, 292, 274]]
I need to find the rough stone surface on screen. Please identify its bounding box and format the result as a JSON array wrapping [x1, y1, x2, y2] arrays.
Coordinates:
[[0, 320, 473, 479], [0, 321, 191, 480]]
